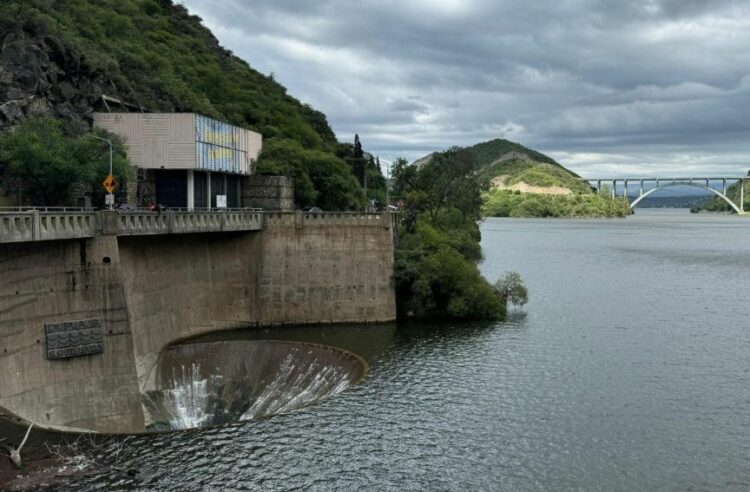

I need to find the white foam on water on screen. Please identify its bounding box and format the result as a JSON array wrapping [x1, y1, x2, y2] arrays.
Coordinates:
[[241, 350, 352, 420], [162, 363, 222, 430]]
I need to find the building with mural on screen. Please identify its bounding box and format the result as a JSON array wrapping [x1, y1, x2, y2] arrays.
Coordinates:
[[93, 113, 262, 209]]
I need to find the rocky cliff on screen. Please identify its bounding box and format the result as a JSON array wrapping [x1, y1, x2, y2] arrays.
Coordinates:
[[0, 28, 106, 128]]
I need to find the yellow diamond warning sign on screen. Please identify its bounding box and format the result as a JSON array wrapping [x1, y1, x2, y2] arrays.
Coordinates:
[[102, 175, 118, 194]]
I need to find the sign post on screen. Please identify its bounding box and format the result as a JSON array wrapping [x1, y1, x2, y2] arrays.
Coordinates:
[[102, 174, 118, 209], [91, 135, 115, 210]]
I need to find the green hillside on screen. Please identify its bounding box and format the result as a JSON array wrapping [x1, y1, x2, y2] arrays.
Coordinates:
[[691, 176, 750, 214], [468, 138, 560, 166], [0, 0, 383, 209], [415, 139, 629, 218]]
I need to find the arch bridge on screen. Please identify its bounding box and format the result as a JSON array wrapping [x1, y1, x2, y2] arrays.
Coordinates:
[[579, 177, 747, 214]]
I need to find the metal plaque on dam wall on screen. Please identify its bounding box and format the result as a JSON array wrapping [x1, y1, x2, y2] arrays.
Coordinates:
[[44, 319, 103, 360]]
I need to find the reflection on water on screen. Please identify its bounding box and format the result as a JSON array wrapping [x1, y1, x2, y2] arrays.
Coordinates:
[[70, 211, 750, 491]]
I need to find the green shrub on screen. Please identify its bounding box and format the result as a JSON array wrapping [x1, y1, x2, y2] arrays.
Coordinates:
[[495, 271, 528, 307], [0, 117, 133, 206], [483, 189, 630, 218], [392, 149, 511, 321]]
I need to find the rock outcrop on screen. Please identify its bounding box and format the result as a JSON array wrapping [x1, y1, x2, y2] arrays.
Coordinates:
[[0, 29, 106, 128]]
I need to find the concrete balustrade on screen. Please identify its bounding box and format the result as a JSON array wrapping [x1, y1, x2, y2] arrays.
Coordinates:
[[0, 213, 35, 243], [0, 210, 395, 244], [117, 212, 171, 236], [265, 211, 395, 229], [0, 210, 266, 243], [38, 212, 98, 241], [0, 211, 97, 243], [117, 210, 264, 235]]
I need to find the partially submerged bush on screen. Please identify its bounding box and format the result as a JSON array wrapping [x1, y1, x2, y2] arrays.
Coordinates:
[[495, 271, 529, 307]]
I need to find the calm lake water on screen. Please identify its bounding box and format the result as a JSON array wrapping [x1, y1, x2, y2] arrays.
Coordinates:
[[75, 209, 750, 491]]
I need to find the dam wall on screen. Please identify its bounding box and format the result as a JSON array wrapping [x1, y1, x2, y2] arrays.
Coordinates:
[[0, 212, 396, 432], [0, 237, 143, 432], [257, 213, 396, 326]]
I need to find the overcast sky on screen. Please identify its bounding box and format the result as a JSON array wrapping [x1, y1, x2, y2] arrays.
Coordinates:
[[180, 0, 750, 177]]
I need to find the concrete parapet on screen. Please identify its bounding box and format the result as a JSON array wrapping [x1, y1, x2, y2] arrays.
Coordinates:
[[265, 211, 395, 229], [0, 213, 34, 243], [38, 213, 98, 240], [1, 211, 391, 244], [0, 211, 97, 243], [117, 210, 264, 235], [118, 212, 170, 235]]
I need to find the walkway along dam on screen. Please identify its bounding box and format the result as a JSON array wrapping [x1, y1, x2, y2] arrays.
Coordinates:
[[0, 210, 396, 433]]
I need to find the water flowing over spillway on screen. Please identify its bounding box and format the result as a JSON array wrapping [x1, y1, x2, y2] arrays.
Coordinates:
[[142, 340, 367, 432]]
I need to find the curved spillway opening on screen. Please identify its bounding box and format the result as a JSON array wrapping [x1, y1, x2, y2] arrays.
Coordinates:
[[141, 340, 368, 432]]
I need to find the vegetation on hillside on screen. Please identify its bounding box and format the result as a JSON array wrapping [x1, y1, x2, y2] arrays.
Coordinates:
[[0, 0, 384, 209], [0, 117, 133, 206], [506, 163, 591, 193], [417, 138, 629, 218], [464, 138, 564, 169], [392, 148, 526, 321], [484, 189, 631, 218], [690, 175, 749, 214]]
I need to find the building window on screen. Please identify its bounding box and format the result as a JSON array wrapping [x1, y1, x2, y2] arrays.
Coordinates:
[[194, 171, 208, 209], [211, 173, 226, 208], [227, 175, 239, 208]]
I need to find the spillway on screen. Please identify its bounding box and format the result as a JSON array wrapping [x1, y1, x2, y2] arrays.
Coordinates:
[[141, 340, 367, 432]]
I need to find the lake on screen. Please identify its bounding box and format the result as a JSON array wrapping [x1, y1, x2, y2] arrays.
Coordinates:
[[74, 209, 750, 491]]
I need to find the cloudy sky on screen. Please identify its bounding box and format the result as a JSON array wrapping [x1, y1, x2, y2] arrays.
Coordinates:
[[180, 0, 750, 177]]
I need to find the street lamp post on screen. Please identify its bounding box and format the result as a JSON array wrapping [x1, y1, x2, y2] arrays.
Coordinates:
[[91, 135, 114, 210], [385, 160, 390, 209]]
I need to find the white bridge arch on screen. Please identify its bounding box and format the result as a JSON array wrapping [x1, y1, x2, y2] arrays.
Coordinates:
[[579, 177, 747, 214]]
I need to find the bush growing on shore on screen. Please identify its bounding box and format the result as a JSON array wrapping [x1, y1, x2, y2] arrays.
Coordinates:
[[495, 271, 528, 307], [392, 149, 510, 321]]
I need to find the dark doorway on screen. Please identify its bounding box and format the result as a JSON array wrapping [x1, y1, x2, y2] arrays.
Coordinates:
[[155, 170, 187, 208]]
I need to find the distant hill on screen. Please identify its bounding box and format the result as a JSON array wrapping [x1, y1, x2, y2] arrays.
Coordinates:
[[415, 139, 587, 195], [415, 139, 629, 218]]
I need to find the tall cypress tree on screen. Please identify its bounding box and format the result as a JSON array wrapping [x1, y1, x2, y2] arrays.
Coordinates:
[[351, 134, 365, 185], [353, 134, 364, 159]]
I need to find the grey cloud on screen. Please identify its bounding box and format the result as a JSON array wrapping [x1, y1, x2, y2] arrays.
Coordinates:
[[181, 0, 750, 176]]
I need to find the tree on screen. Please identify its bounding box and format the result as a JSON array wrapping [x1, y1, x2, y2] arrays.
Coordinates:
[[392, 147, 488, 222], [353, 134, 363, 159], [391, 152, 510, 321], [347, 134, 366, 186], [494, 271, 529, 307], [0, 117, 133, 206], [257, 138, 365, 210]]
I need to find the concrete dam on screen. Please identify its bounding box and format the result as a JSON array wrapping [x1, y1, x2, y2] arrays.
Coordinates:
[[0, 210, 396, 433]]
